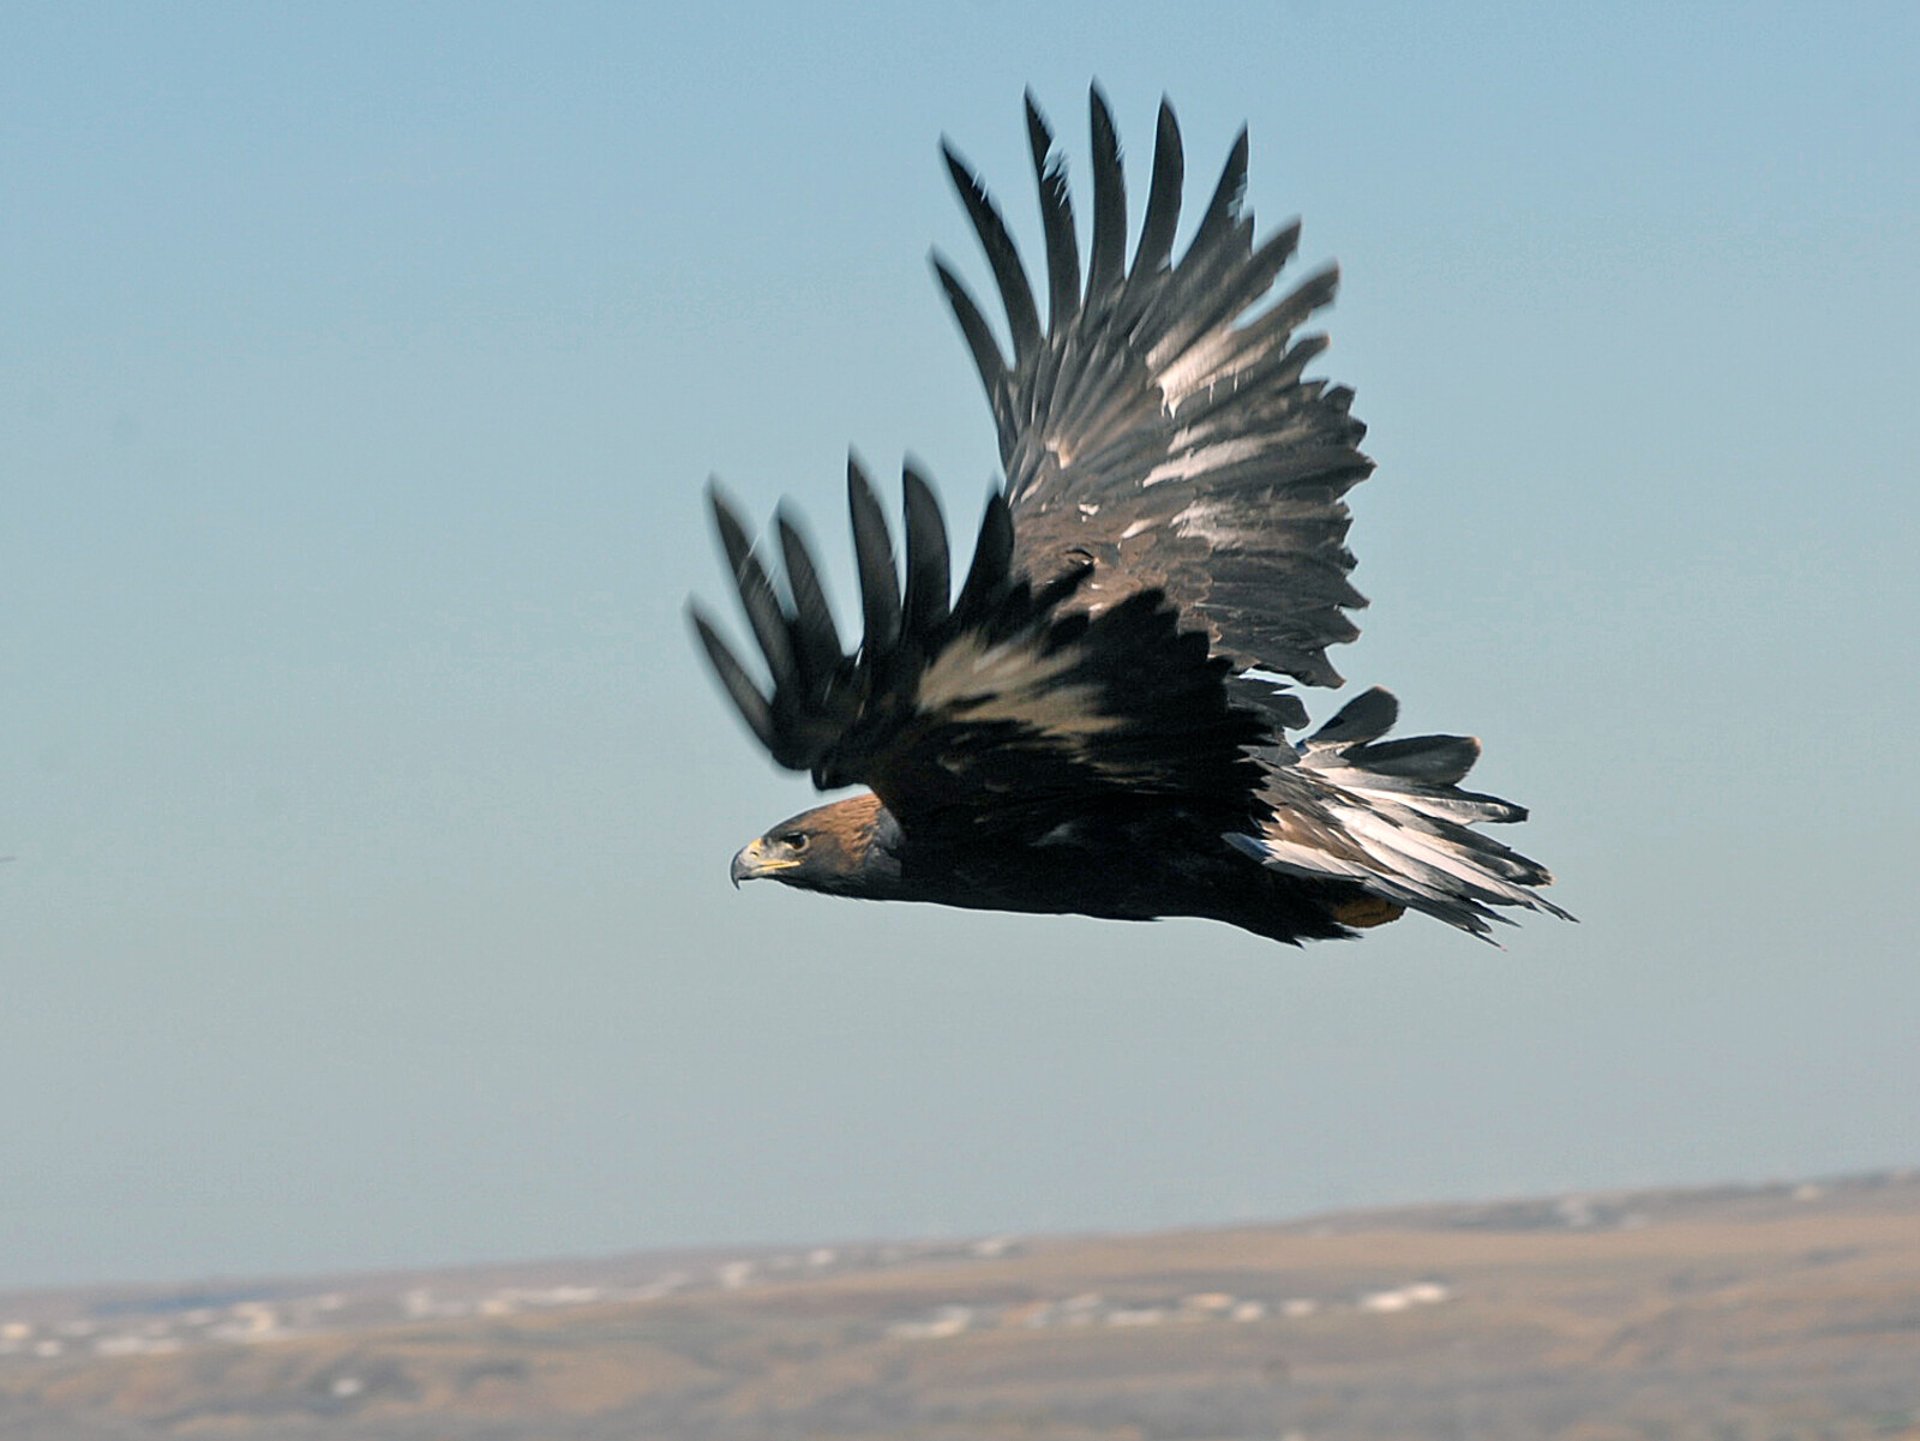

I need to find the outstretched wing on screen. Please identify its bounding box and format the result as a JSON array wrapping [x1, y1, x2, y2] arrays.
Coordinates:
[[935, 89, 1372, 703], [689, 459, 1268, 844]]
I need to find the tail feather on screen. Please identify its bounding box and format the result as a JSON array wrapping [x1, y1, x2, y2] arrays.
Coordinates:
[[1240, 687, 1572, 940]]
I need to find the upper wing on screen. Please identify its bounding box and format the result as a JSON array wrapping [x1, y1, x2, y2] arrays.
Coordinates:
[[935, 89, 1373, 702], [689, 459, 1267, 843]]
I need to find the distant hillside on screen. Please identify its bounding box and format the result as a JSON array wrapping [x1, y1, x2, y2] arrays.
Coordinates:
[[3, 1170, 1918, 1440]]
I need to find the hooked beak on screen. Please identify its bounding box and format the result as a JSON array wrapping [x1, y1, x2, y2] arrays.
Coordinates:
[[729, 843, 756, 888], [729, 837, 796, 888]]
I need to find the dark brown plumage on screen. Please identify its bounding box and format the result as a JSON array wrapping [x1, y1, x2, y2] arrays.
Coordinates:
[[691, 90, 1570, 944]]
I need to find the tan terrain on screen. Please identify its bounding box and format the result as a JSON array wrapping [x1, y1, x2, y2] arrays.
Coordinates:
[[2, 1172, 1917, 1439]]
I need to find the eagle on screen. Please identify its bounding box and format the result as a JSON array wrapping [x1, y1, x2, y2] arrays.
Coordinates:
[[690, 90, 1570, 944]]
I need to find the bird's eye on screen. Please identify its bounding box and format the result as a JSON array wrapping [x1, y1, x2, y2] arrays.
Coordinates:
[[778, 831, 809, 852]]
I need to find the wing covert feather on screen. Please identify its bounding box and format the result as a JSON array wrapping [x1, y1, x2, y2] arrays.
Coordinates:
[[694, 467, 1267, 842]]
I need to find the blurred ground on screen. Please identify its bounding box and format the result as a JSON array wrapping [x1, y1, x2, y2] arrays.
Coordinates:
[[3, 1171, 1918, 1439]]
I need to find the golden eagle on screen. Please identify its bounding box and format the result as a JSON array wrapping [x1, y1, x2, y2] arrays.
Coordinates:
[[691, 91, 1569, 944]]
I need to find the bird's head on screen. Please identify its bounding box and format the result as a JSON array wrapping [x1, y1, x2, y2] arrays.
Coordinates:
[[729, 791, 895, 896]]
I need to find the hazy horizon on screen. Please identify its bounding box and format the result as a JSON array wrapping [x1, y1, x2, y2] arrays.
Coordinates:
[[7, 1163, 1913, 1303], [5, 1, 1917, 1290]]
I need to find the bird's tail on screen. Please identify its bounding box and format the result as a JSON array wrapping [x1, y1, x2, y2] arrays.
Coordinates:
[[1233, 687, 1573, 940]]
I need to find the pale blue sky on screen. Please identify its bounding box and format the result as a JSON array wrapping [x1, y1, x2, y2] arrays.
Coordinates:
[[4, 2, 1917, 1289]]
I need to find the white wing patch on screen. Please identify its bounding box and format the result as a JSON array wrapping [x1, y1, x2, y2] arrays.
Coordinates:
[[918, 632, 1123, 742], [1141, 436, 1269, 489], [1151, 330, 1238, 410]]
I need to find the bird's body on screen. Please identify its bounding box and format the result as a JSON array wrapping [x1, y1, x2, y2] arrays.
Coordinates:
[[693, 90, 1570, 945], [734, 791, 1368, 945]]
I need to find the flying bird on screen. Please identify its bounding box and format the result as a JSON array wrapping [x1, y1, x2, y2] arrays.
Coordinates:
[[691, 90, 1569, 944]]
